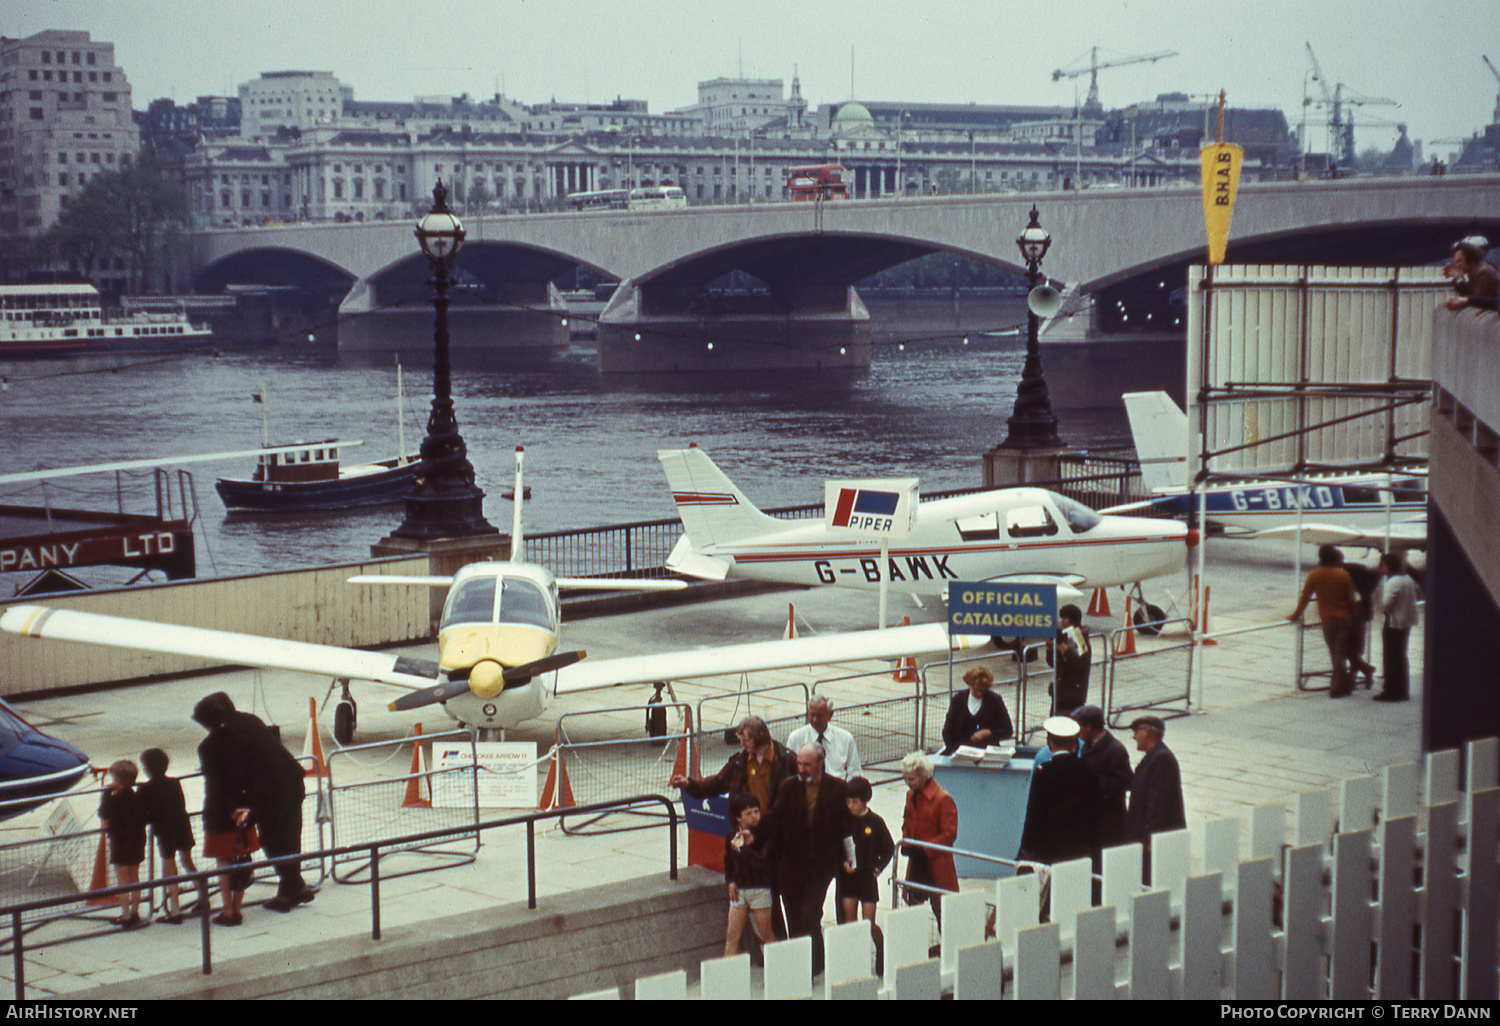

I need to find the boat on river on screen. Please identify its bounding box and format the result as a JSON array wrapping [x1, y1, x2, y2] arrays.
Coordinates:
[[0, 283, 211, 357], [214, 371, 421, 513]]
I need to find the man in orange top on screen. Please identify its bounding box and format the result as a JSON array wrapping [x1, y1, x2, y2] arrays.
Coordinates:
[[1289, 544, 1360, 697], [900, 751, 959, 925]]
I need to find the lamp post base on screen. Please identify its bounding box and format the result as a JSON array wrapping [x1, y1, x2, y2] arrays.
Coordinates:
[[983, 443, 1073, 489]]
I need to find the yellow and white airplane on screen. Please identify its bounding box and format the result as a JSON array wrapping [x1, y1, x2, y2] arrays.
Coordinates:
[[660, 446, 1193, 603], [1, 449, 984, 741]]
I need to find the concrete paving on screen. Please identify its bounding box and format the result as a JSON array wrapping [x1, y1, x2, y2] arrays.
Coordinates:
[[0, 536, 1426, 998]]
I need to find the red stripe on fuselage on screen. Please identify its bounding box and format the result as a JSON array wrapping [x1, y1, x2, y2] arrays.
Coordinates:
[[727, 534, 1178, 563]]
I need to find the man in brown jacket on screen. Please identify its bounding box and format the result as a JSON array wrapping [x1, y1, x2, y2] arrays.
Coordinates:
[[1289, 545, 1360, 697], [767, 743, 847, 976]]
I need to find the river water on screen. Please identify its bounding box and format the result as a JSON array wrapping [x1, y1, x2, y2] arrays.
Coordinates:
[[0, 304, 1133, 587]]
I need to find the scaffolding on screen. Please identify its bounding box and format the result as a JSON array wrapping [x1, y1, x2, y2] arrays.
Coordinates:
[[1186, 263, 1446, 690]]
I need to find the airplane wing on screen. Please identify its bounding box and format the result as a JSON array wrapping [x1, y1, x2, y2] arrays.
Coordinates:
[[1251, 520, 1427, 548], [0, 605, 438, 691], [978, 574, 1087, 605], [554, 621, 988, 694]]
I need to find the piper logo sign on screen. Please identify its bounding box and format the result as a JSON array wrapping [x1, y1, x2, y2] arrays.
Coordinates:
[[947, 582, 1058, 638], [823, 478, 918, 536]]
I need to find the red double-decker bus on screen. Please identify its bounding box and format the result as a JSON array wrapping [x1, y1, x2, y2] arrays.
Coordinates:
[[786, 164, 849, 201]]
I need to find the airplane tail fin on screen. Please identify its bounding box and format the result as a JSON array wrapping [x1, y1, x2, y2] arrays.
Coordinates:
[[658, 446, 783, 550], [1124, 391, 1190, 493]]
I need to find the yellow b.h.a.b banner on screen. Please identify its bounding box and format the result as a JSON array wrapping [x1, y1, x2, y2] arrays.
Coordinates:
[[1200, 143, 1243, 265]]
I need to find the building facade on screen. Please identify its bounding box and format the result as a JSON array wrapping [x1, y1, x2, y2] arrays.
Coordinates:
[[0, 30, 139, 268]]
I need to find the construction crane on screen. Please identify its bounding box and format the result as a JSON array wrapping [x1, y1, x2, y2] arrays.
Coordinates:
[[1484, 55, 1500, 123], [1304, 43, 1398, 168], [1052, 47, 1178, 115]]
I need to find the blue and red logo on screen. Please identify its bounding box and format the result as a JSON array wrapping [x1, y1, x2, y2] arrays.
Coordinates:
[[831, 488, 900, 528]]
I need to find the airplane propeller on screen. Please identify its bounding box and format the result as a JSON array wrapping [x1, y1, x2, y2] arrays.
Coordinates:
[[386, 650, 587, 712]]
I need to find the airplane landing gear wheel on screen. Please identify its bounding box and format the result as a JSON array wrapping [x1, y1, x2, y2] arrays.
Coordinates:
[[334, 700, 356, 745], [1133, 604, 1167, 636]]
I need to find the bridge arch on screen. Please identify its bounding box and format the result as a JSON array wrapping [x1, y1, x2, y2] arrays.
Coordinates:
[[633, 231, 1030, 292], [193, 246, 357, 295]]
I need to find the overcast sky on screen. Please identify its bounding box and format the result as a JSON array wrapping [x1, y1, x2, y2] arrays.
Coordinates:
[[5, 0, 1494, 156]]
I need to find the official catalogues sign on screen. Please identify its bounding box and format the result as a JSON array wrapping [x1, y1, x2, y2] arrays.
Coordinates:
[[947, 581, 1058, 639], [433, 741, 538, 808]]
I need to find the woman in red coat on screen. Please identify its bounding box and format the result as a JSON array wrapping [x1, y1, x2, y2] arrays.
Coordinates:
[[900, 751, 959, 923]]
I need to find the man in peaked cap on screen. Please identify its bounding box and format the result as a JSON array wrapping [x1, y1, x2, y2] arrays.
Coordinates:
[[1125, 715, 1187, 881], [1017, 717, 1102, 867]]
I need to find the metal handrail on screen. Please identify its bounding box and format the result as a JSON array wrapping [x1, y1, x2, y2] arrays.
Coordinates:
[[0, 792, 679, 999]]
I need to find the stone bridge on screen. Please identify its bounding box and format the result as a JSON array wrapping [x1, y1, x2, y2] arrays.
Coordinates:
[[189, 175, 1500, 372]]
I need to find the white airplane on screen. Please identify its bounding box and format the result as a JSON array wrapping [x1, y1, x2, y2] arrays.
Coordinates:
[[659, 446, 1193, 606], [1122, 391, 1428, 550], [1, 449, 985, 742]]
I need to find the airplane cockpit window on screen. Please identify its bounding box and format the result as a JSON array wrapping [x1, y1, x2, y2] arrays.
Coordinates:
[[500, 578, 554, 630], [1005, 505, 1059, 538], [1343, 485, 1380, 505], [1050, 494, 1102, 533], [955, 511, 1000, 541], [442, 577, 497, 629]]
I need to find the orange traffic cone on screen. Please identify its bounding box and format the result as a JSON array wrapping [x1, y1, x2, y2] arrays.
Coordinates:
[[666, 736, 687, 789], [302, 697, 328, 778], [539, 746, 575, 811], [783, 603, 797, 640], [401, 723, 432, 809], [1087, 587, 1112, 618], [1115, 597, 1138, 657], [894, 616, 918, 682], [86, 828, 114, 906]]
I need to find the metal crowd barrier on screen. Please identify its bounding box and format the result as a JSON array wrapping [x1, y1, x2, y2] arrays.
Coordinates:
[[0, 793, 681, 1000], [553, 704, 692, 833], [324, 730, 480, 883], [1104, 617, 1196, 727], [0, 763, 326, 931]]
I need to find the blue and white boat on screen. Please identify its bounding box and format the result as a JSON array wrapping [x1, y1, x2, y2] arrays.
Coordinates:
[[215, 371, 421, 513]]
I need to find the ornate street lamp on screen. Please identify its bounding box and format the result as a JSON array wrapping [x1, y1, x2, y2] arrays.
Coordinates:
[[1000, 205, 1064, 450], [390, 180, 497, 541]]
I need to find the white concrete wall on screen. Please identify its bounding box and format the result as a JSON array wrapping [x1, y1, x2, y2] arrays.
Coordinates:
[[0, 555, 430, 696]]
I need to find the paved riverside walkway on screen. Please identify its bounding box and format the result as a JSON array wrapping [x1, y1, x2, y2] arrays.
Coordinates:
[[0, 537, 1424, 998]]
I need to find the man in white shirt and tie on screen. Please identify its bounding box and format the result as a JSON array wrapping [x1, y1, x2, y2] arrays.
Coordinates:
[[785, 696, 862, 781]]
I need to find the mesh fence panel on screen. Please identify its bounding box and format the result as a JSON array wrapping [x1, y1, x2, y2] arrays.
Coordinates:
[[326, 736, 479, 883], [1106, 631, 1195, 727]]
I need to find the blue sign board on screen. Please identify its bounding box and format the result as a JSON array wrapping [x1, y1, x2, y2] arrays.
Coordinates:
[[683, 792, 730, 837], [947, 581, 1059, 638]]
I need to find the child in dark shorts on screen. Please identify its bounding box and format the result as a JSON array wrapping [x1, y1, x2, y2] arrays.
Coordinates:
[[839, 777, 894, 950], [98, 759, 146, 929], [723, 792, 776, 957], [138, 748, 198, 924]]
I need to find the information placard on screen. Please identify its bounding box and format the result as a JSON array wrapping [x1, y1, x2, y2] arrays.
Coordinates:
[[432, 741, 538, 809], [947, 581, 1058, 639]]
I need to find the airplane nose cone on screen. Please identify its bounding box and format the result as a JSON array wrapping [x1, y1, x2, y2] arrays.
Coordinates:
[[1187, 528, 1201, 548], [469, 660, 505, 699]]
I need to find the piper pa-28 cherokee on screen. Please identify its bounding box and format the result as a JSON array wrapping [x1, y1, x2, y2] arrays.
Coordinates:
[[660, 445, 1193, 607], [0, 449, 987, 742], [1121, 391, 1427, 550]]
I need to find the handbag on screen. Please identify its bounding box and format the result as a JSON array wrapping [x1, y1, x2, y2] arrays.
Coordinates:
[[228, 824, 255, 892]]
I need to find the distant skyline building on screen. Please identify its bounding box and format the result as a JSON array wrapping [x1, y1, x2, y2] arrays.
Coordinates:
[[0, 29, 139, 273]]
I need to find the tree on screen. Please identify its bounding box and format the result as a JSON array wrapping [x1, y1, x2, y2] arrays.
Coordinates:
[[39, 154, 189, 292]]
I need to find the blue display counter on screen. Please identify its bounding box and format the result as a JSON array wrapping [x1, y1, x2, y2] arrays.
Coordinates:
[[931, 752, 1039, 879]]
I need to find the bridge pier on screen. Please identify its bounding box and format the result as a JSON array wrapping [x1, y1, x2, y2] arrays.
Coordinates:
[[597, 280, 871, 374], [336, 278, 570, 354]]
